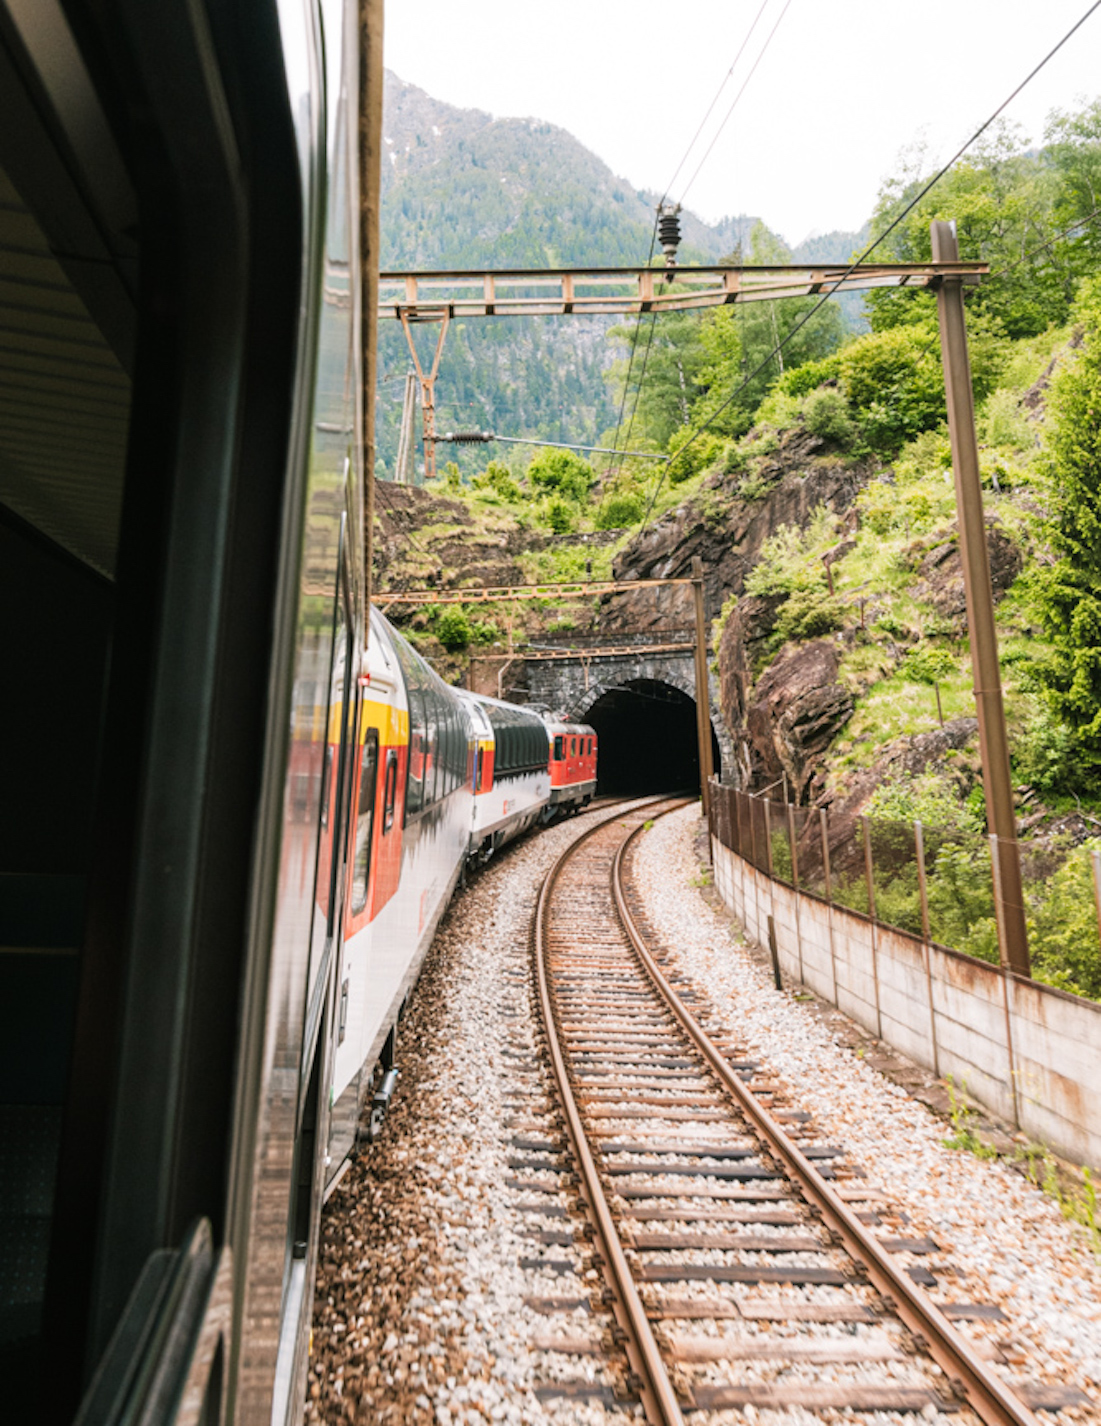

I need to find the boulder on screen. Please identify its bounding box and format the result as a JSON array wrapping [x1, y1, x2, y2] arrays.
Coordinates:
[[914, 517, 1023, 624], [740, 640, 854, 797]]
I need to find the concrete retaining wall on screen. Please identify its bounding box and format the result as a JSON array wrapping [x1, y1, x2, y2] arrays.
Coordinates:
[[711, 837, 1101, 1169]]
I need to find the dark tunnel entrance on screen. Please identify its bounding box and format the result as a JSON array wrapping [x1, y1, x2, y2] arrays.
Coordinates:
[[583, 679, 721, 796]]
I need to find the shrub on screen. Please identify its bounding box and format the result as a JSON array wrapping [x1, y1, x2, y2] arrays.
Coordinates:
[[473, 459, 521, 501], [1013, 709, 1083, 795], [804, 388, 856, 446], [526, 448, 594, 501], [1028, 839, 1101, 998], [543, 496, 576, 533], [774, 355, 843, 399], [436, 608, 473, 652], [982, 387, 1035, 451], [595, 491, 644, 529], [906, 646, 957, 684], [744, 521, 821, 597], [775, 586, 845, 642], [867, 770, 979, 834]]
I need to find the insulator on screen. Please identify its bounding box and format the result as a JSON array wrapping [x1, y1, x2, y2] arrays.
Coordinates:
[[658, 205, 682, 266], [442, 430, 492, 444]]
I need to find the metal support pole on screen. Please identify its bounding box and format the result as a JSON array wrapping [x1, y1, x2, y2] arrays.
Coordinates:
[[359, 0, 385, 617], [787, 803, 804, 986], [931, 220, 1030, 978], [691, 556, 715, 818]]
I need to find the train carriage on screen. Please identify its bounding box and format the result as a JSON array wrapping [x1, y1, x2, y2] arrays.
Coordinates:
[[546, 719, 598, 814]]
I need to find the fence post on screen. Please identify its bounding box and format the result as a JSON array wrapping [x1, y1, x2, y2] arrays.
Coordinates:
[[821, 808, 839, 1004], [1092, 848, 1101, 958], [914, 820, 939, 1079], [862, 816, 883, 1040], [989, 833, 1021, 1128], [788, 802, 804, 986]]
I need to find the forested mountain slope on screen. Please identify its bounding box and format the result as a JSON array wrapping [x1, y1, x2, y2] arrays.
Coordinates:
[[376, 70, 833, 473]]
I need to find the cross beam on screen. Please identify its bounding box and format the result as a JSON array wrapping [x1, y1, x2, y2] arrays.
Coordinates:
[[379, 261, 987, 322]]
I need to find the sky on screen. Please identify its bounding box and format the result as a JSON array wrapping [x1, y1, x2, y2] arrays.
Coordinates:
[[383, 0, 1101, 246]]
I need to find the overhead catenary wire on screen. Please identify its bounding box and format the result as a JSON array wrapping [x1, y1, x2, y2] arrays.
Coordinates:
[[637, 0, 1101, 530], [676, 0, 795, 208]]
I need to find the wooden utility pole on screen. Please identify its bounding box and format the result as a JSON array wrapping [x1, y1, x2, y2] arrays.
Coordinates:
[[931, 220, 1030, 977], [691, 557, 715, 817]]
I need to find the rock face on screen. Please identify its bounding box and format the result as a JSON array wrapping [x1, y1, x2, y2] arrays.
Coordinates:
[[737, 640, 854, 797], [913, 517, 1023, 625], [603, 428, 866, 633]]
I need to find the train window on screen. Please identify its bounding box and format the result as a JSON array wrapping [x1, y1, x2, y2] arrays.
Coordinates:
[[351, 729, 379, 912], [382, 750, 398, 831], [554, 735, 564, 760], [569, 736, 575, 756]]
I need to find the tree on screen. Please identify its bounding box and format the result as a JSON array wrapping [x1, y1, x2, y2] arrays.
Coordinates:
[[525, 448, 594, 502], [1033, 274, 1101, 786]]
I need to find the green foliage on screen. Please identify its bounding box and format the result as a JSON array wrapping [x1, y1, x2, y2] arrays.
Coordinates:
[[595, 491, 644, 529], [435, 607, 473, 652], [543, 496, 576, 533], [744, 512, 836, 598], [1028, 839, 1101, 998], [925, 842, 1000, 962], [775, 586, 845, 643], [1013, 709, 1082, 794], [1031, 275, 1101, 787], [472, 459, 521, 501], [774, 355, 843, 400], [867, 770, 980, 834], [803, 387, 857, 446], [527, 448, 595, 502], [906, 646, 958, 685], [982, 388, 1035, 451], [836, 318, 1005, 456], [943, 1076, 999, 1157]]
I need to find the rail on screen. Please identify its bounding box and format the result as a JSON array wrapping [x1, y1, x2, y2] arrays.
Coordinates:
[[530, 798, 1054, 1424]]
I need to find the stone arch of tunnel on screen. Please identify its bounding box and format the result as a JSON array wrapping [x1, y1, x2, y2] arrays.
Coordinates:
[[579, 678, 722, 796]]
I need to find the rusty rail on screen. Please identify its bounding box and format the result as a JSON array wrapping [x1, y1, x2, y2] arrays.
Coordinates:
[[611, 816, 1042, 1426]]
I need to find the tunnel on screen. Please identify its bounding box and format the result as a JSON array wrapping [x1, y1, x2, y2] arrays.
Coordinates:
[[582, 679, 721, 796]]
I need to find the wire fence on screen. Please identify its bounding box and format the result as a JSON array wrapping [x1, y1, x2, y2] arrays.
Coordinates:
[[710, 781, 1101, 980]]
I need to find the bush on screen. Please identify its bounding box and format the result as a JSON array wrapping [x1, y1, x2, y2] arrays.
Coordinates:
[[775, 585, 845, 642], [526, 448, 594, 501], [436, 608, 473, 652], [982, 387, 1035, 451], [1013, 709, 1083, 795], [1028, 839, 1101, 998], [473, 459, 521, 501], [906, 646, 957, 684], [804, 388, 856, 446], [867, 770, 979, 834], [595, 491, 644, 529], [774, 355, 843, 399], [543, 496, 576, 533]]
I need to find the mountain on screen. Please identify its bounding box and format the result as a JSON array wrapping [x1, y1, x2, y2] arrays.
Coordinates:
[[376, 71, 759, 477]]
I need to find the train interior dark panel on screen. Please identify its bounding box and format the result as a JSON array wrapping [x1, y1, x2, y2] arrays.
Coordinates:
[[583, 679, 720, 795], [0, 10, 134, 1404]]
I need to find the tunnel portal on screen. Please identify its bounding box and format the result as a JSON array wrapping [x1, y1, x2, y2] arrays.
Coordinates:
[[582, 679, 721, 796]]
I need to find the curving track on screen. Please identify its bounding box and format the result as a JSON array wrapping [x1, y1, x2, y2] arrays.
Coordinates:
[[531, 798, 1078, 1425]]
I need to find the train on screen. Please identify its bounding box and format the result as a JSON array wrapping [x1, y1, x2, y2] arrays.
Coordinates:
[[326, 608, 597, 1171], [0, 3, 598, 1420]]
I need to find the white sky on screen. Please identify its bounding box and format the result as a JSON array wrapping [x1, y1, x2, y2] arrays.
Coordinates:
[[383, 0, 1101, 247]]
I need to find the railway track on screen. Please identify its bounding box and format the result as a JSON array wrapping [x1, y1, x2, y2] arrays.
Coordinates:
[[523, 797, 1082, 1424]]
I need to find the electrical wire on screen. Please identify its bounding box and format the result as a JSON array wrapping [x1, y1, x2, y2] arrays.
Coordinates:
[[677, 0, 795, 207], [661, 0, 773, 204], [978, 204, 1101, 285], [637, 0, 1101, 529], [609, 0, 782, 469]]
